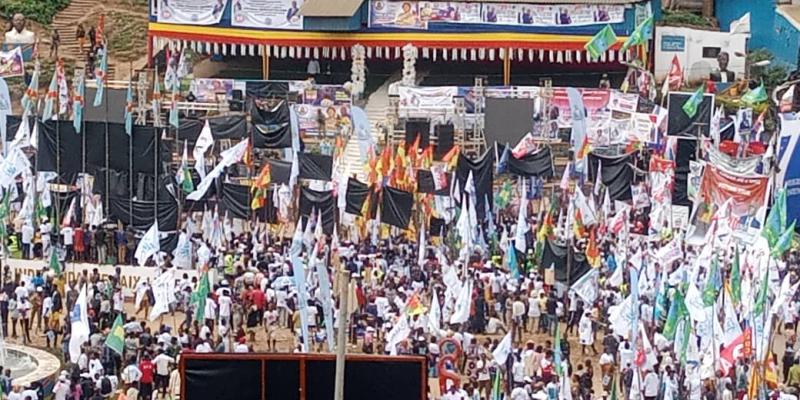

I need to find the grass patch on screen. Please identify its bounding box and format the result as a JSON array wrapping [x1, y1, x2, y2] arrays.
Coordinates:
[[106, 11, 148, 62], [661, 10, 713, 28], [0, 0, 70, 25]]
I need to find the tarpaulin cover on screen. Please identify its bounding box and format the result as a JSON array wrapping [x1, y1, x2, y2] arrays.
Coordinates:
[[220, 183, 251, 220], [305, 359, 424, 400], [344, 177, 370, 216], [268, 159, 292, 185], [177, 115, 247, 142], [506, 146, 554, 178], [299, 187, 335, 235], [667, 92, 713, 137], [185, 359, 262, 400], [381, 186, 413, 229], [93, 168, 129, 198], [672, 139, 697, 206], [540, 239, 590, 286], [298, 152, 333, 181], [416, 170, 449, 196], [108, 197, 178, 231], [160, 233, 179, 254], [588, 153, 633, 201], [456, 148, 495, 219], [251, 100, 292, 149], [246, 81, 290, 99]]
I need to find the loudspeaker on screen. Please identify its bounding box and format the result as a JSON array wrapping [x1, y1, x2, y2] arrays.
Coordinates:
[[435, 124, 454, 160], [230, 90, 244, 112], [405, 120, 430, 149]]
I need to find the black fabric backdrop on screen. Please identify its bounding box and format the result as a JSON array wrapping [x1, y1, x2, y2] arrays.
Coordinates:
[[405, 120, 430, 149], [220, 183, 251, 220], [298, 152, 333, 181], [108, 197, 178, 231], [268, 159, 292, 185], [344, 178, 370, 216], [672, 139, 697, 206], [666, 92, 713, 137], [504, 146, 555, 178], [245, 81, 290, 99], [416, 170, 449, 196], [455, 148, 494, 219], [185, 359, 262, 400], [434, 124, 454, 159], [588, 153, 634, 201], [380, 187, 413, 229], [250, 100, 292, 148], [540, 239, 591, 286], [299, 187, 335, 235], [177, 115, 247, 142]]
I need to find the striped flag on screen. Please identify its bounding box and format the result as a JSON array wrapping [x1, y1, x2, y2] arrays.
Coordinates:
[[21, 62, 39, 115], [152, 66, 162, 127], [93, 46, 108, 107], [73, 72, 85, 133], [42, 71, 58, 121], [56, 60, 69, 116], [124, 81, 133, 135]]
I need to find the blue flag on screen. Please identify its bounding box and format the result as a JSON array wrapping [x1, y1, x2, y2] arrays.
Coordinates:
[[169, 89, 179, 128], [73, 74, 85, 134], [42, 72, 58, 121], [124, 81, 133, 136], [93, 46, 108, 107], [508, 241, 520, 281]]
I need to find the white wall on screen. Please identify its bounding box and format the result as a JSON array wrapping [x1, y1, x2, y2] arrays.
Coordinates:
[[654, 26, 748, 85]]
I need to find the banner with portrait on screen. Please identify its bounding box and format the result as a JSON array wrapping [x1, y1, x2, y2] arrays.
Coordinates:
[[687, 164, 769, 245], [398, 86, 458, 110], [294, 104, 353, 137], [302, 85, 352, 105], [189, 79, 234, 102], [368, 1, 624, 29], [231, 0, 304, 30], [158, 0, 227, 25], [0, 47, 24, 78]]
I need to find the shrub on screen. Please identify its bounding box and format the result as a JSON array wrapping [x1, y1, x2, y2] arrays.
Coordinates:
[[0, 0, 70, 25]]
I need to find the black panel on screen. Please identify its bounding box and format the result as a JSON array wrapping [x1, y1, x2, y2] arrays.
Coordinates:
[[435, 124, 454, 159], [305, 360, 335, 400], [405, 120, 430, 149], [345, 361, 422, 400], [484, 98, 534, 146], [185, 359, 261, 400], [265, 360, 300, 400], [666, 93, 713, 137]]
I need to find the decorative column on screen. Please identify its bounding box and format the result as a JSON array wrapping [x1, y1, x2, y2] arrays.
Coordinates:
[[402, 44, 418, 86], [350, 44, 366, 99]]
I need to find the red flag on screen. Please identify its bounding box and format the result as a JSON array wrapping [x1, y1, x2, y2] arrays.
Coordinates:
[[96, 15, 105, 46], [668, 55, 683, 91]]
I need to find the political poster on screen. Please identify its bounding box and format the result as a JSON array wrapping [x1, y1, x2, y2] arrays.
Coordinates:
[[689, 164, 769, 244], [189, 79, 234, 102], [778, 113, 800, 229], [687, 160, 704, 202], [398, 86, 458, 110], [231, 0, 305, 30], [369, 1, 624, 29], [302, 85, 352, 105], [0, 47, 24, 78], [158, 0, 227, 25], [294, 104, 353, 136]]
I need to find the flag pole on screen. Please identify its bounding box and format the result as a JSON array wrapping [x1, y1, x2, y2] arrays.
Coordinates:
[[128, 62, 134, 227], [333, 268, 349, 400]]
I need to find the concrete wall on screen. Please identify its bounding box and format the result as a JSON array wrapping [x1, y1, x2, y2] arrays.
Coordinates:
[[774, 8, 800, 67], [654, 26, 747, 83], [716, 0, 799, 68]]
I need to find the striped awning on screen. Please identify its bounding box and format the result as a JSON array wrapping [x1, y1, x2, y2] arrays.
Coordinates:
[[301, 0, 364, 17]]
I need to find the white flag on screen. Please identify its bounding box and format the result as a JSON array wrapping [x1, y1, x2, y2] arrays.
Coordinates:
[[493, 332, 513, 365], [723, 293, 742, 345], [193, 120, 214, 179], [559, 162, 571, 191], [684, 282, 707, 323], [418, 226, 426, 267], [134, 221, 160, 266], [10, 117, 30, 150], [186, 139, 249, 201], [771, 274, 800, 316], [148, 270, 174, 321], [176, 140, 189, 185], [0, 147, 31, 188], [428, 291, 442, 335], [449, 279, 472, 324], [172, 232, 192, 269], [573, 188, 597, 227], [608, 295, 635, 338], [571, 269, 599, 304], [386, 315, 411, 355], [68, 286, 90, 363], [514, 197, 528, 253], [656, 237, 683, 266]]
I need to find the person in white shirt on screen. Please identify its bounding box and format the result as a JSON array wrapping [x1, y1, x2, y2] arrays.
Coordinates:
[[195, 340, 213, 353], [643, 369, 660, 400], [234, 337, 250, 353], [218, 290, 232, 327], [152, 350, 175, 391], [21, 222, 33, 259], [60, 225, 74, 260], [52, 375, 70, 400], [121, 359, 142, 385]]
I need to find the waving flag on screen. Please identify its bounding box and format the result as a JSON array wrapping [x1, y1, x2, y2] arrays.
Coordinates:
[[191, 270, 210, 322], [104, 314, 125, 355], [742, 82, 768, 105], [702, 257, 720, 306], [93, 46, 108, 107], [176, 140, 194, 194], [68, 286, 90, 363], [152, 66, 162, 127], [42, 71, 58, 121], [682, 86, 704, 118], [585, 25, 617, 60], [731, 245, 741, 305], [124, 81, 134, 135], [621, 16, 653, 52], [56, 60, 69, 116], [662, 55, 683, 96], [48, 247, 61, 276], [763, 188, 787, 249], [73, 73, 85, 133], [21, 62, 39, 115], [134, 221, 160, 266], [169, 89, 179, 128]]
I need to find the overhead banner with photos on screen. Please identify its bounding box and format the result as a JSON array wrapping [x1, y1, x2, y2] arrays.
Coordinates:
[[231, 0, 305, 30], [399, 86, 458, 110], [294, 104, 353, 137], [368, 1, 625, 30], [0, 47, 24, 78], [158, 0, 227, 25], [189, 79, 234, 102]]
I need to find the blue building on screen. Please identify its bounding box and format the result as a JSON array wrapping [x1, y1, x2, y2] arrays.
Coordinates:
[[716, 0, 800, 68]]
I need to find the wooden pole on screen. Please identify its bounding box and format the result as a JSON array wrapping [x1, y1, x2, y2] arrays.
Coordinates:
[[262, 45, 270, 80], [503, 48, 511, 86], [333, 269, 349, 400]]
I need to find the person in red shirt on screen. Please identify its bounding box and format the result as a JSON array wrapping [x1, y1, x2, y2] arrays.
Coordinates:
[[73, 225, 85, 262], [139, 353, 155, 399]]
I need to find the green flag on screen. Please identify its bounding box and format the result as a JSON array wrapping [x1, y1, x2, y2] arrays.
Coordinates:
[[742, 82, 768, 105], [181, 165, 194, 194], [753, 266, 769, 315], [48, 248, 61, 276], [679, 317, 691, 366], [702, 257, 719, 306], [191, 271, 211, 322], [554, 322, 563, 377], [771, 220, 796, 258], [663, 289, 685, 340], [621, 16, 653, 52], [491, 369, 502, 400], [763, 189, 787, 248], [609, 375, 619, 400], [104, 314, 125, 355], [682, 86, 704, 118], [585, 25, 617, 60], [731, 245, 741, 305]]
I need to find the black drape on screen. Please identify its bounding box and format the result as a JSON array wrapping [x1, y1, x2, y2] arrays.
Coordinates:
[[380, 186, 413, 229], [416, 170, 449, 196], [108, 197, 178, 231], [299, 187, 335, 235], [220, 183, 251, 220], [268, 159, 292, 185], [672, 139, 697, 206], [177, 115, 247, 142], [250, 100, 292, 148], [540, 239, 590, 286], [588, 153, 634, 201], [298, 152, 333, 181], [505, 146, 554, 178], [344, 178, 370, 216], [455, 148, 494, 219]]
